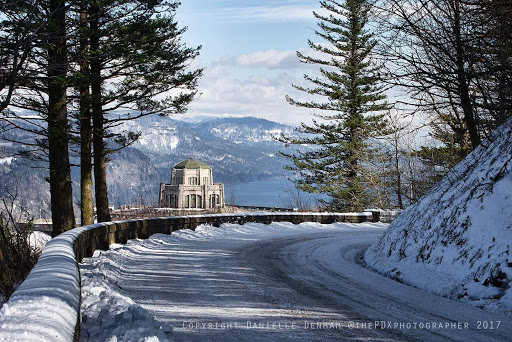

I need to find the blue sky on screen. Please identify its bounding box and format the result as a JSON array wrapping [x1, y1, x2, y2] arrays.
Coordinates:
[[174, 0, 324, 124]]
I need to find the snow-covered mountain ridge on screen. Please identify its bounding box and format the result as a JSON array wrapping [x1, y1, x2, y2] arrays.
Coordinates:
[[194, 117, 294, 144], [365, 119, 512, 316], [1, 115, 299, 213], [111, 115, 297, 189]]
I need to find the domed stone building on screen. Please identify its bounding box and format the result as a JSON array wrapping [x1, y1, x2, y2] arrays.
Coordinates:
[[158, 158, 225, 209]]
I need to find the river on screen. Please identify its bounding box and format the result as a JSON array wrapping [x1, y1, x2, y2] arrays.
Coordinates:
[[223, 179, 327, 209]]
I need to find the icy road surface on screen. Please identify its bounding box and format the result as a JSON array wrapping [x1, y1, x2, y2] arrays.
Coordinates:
[[80, 222, 512, 341]]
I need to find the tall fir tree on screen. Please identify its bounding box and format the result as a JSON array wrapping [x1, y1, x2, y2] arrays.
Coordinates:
[[277, 0, 387, 211], [2, 0, 201, 229], [1, 0, 77, 235], [47, 0, 76, 235], [70, 0, 202, 222], [76, 0, 94, 225]]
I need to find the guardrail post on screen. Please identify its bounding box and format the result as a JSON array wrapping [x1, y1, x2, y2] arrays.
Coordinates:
[[370, 211, 380, 222]]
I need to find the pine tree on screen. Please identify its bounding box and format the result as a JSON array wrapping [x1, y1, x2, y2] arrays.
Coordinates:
[[77, 0, 94, 225], [277, 0, 387, 212], [0, 0, 41, 113], [72, 0, 202, 222], [47, 0, 76, 235], [2, 0, 201, 229], [1, 0, 76, 235]]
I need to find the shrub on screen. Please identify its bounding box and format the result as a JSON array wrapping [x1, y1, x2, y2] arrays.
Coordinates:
[[0, 214, 41, 301]]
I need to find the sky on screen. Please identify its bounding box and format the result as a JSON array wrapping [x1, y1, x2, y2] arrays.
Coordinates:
[[174, 0, 325, 125]]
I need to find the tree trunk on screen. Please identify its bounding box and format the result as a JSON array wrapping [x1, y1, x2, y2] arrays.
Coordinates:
[[89, 3, 111, 222], [394, 142, 404, 209], [48, 0, 75, 236], [79, 1, 94, 225], [453, 0, 481, 148]]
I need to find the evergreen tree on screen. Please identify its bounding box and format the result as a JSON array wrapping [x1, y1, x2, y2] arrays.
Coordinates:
[[0, 0, 42, 113], [47, 0, 76, 235], [2, 0, 201, 229], [277, 0, 387, 211], [77, 0, 94, 225], [1, 0, 76, 235], [70, 0, 202, 222]]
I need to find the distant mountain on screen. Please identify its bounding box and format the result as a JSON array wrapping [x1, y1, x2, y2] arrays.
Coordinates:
[[106, 147, 161, 208], [0, 122, 53, 220], [0, 115, 302, 215], [0, 154, 52, 220], [115, 115, 297, 186], [194, 116, 294, 146]]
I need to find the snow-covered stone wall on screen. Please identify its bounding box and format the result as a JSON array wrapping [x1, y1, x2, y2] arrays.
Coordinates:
[[365, 119, 512, 315], [0, 212, 383, 341]]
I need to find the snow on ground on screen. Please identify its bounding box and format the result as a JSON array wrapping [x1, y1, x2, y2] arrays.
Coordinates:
[[0, 157, 15, 165], [29, 231, 51, 250], [80, 246, 174, 342], [79, 221, 383, 342], [80, 221, 512, 341], [0, 228, 82, 342], [365, 119, 512, 317]]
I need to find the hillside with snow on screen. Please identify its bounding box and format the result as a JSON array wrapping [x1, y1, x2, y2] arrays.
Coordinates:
[[0, 115, 300, 211], [365, 120, 512, 316], [117, 115, 296, 187], [194, 116, 294, 145]]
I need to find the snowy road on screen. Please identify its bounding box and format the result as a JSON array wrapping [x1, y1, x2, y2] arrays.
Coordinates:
[[80, 222, 512, 341]]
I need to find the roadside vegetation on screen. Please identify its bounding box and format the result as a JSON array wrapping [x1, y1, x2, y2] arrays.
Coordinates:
[[0, 216, 40, 302]]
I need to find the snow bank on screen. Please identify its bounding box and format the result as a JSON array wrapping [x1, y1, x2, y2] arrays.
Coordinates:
[[365, 119, 512, 316], [29, 231, 52, 250], [80, 247, 173, 342], [0, 228, 85, 341]]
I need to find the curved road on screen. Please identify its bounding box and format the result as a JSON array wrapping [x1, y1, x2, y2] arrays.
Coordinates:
[[103, 223, 512, 341]]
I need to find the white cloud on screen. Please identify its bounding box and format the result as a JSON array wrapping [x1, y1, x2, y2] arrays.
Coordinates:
[[188, 64, 316, 125], [236, 49, 298, 69], [218, 48, 328, 70], [219, 49, 299, 69], [184, 47, 339, 125], [217, 4, 316, 23]]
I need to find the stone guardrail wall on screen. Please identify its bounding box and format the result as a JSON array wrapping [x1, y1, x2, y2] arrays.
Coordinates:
[[0, 211, 393, 341]]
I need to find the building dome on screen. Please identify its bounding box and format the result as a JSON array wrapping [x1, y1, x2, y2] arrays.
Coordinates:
[[173, 158, 211, 170]]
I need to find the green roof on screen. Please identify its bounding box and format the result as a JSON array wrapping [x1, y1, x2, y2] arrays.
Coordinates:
[[173, 158, 211, 169]]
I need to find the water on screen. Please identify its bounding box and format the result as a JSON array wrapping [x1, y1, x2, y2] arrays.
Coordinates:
[[223, 179, 328, 209]]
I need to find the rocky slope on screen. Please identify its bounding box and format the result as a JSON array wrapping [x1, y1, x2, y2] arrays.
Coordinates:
[[365, 119, 512, 316]]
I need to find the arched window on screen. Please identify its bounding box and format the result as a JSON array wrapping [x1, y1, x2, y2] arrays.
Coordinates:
[[184, 195, 190, 208]]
